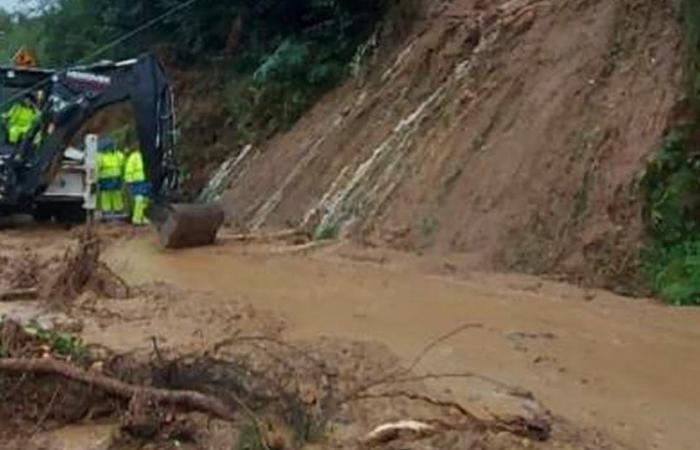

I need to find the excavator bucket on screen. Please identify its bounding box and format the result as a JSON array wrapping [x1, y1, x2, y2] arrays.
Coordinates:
[[151, 203, 225, 249]]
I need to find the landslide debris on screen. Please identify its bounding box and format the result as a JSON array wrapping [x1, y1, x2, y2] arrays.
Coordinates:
[[0, 318, 568, 450], [223, 0, 682, 292], [0, 228, 130, 306]]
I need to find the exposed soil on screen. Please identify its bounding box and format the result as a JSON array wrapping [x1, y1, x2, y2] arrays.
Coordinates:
[[0, 1, 693, 448], [221, 0, 682, 291], [101, 230, 700, 450], [1, 226, 680, 449], [0, 225, 131, 305]]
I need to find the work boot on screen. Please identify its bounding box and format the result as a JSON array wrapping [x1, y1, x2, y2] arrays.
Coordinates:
[[132, 217, 150, 226]]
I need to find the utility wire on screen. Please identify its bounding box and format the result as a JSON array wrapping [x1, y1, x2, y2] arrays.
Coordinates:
[[75, 0, 200, 66], [0, 0, 201, 110]]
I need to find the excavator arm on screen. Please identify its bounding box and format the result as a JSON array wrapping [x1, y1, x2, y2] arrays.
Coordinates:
[[0, 54, 223, 248], [0, 54, 177, 207]]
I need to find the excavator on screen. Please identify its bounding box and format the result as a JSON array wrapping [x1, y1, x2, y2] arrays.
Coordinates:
[[0, 52, 224, 248]]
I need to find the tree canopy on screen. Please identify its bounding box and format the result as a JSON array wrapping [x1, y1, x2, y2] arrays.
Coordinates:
[[1, 0, 386, 68]]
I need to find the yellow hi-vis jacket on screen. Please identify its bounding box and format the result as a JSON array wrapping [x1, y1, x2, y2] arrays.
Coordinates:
[[98, 150, 125, 180], [4, 103, 39, 143], [124, 150, 146, 184]]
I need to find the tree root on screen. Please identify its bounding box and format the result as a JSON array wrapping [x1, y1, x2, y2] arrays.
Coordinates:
[[0, 358, 235, 421]]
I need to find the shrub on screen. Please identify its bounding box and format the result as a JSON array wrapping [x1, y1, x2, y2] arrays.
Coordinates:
[[641, 0, 700, 305]]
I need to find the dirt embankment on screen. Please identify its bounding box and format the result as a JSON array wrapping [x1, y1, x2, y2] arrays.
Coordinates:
[[220, 0, 682, 290]]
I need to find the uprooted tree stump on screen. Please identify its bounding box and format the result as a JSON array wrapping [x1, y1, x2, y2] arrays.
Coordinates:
[[45, 232, 100, 302], [43, 230, 130, 303]]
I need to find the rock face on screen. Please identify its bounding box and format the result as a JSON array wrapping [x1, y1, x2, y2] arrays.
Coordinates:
[[222, 0, 682, 288]]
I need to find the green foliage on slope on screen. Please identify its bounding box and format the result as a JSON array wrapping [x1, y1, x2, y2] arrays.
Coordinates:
[[642, 0, 700, 305], [0, 0, 407, 178], [0, 0, 400, 167]]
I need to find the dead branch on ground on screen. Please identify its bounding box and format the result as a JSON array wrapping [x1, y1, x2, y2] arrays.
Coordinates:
[[340, 323, 483, 402], [352, 390, 484, 425], [0, 288, 39, 302], [351, 390, 551, 441], [220, 229, 311, 245], [31, 386, 59, 434], [0, 358, 235, 420]]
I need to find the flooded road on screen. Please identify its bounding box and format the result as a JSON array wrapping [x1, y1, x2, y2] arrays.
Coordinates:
[[104, 235, 700, 450]]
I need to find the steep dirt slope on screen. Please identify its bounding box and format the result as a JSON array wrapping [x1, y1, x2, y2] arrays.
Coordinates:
[[222, 0, 682, 287]]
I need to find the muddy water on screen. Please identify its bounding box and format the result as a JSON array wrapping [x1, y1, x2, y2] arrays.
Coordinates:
[[105, 237, 700, 450]]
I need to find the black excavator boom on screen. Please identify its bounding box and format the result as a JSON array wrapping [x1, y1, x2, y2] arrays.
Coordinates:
[[0, 54, 223, 248]]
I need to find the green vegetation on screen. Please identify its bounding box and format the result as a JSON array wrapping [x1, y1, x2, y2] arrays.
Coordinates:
[[0, 0, 393, 155], [314, 222, 340, 241], [25, 320, 87, 359], [234, 407, 325, 450], [573, 171, 592, 221], [420, 214, 439, 237], [683, 0, 700, 100], [641, 1, 700, 305], [235, 421, 266, 450], [642, 131, 700, 305], [0, 13, 45, 63], [0, 316, 87, 359]]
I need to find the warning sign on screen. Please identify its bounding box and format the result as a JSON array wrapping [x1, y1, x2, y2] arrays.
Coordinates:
[[12, 47, 37, 67]]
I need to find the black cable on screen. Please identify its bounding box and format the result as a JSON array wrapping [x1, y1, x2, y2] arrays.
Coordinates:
[[0, 0, 201, 110], [74, 0, 200, 66]]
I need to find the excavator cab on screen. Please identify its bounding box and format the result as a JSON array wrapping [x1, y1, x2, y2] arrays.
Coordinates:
[[0, 49, 44, 153]]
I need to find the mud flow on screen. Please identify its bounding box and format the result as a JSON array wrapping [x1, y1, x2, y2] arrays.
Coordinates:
[[0, 225, 698, 449], [0, 227, 558, 450], [0, 0, 695, 448]]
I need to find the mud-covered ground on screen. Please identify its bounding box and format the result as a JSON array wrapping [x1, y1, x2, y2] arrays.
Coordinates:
[[1, 224, 699, 449]]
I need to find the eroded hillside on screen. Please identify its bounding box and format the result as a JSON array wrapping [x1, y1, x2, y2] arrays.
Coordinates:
[[220, 0, 681, 290]]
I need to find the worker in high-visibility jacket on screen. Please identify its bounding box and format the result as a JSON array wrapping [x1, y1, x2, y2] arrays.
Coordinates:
[[124, 147, 150, 225], [3, 95, 39, 144], [97, 138, 126, 218]]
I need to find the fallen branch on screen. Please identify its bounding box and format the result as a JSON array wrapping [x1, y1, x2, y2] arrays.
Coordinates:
[[31, 386, 59, 435], [341, 323, 483, 403], [271, 239, 338, 255], [0, 358, 235, 420], [0, 372, 28, 401], [352, 390, 484, 425], [404, 323, 484, 373], [364, 420, 437, 446], [352, 390, 551, 441], [220, 229, 310, 244], [0, 288, 39, 302]]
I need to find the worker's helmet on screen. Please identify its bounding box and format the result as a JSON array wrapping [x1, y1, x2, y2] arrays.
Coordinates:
[[98, 137, 115, 152]]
